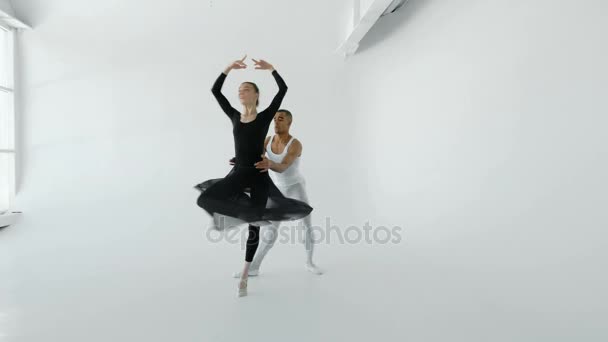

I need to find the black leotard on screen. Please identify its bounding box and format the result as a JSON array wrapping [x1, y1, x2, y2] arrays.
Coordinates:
[[211, 70, 287, 167]]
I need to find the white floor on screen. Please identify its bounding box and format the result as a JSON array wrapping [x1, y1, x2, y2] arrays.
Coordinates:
[[1, 210, 605, 342]]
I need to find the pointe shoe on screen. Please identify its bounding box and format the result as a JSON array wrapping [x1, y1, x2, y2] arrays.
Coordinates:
[[232, 268, 259, 278], [305, 263, 324, 275], [237, 279, 248, 297]]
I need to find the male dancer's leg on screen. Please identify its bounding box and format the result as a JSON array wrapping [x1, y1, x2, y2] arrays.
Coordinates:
[[282, 181, 323, 274], [233, 181, 323, 277], [250, 221, 281, 270], [232, 220, 279, 278]]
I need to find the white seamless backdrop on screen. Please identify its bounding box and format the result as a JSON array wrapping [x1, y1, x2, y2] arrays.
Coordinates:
[[1, 0, 606, 341]]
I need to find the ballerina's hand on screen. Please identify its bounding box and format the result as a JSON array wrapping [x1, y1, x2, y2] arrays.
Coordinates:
[[254, 154, 271, 172], [252, 58, 274, 71], [229, 55, 248, 70]]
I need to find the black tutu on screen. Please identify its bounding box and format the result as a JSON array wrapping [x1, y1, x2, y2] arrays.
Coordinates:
[[195, 165, 313, 223]]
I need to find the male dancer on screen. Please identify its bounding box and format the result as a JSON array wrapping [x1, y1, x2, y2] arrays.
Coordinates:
[[231, 109, 323, 276]]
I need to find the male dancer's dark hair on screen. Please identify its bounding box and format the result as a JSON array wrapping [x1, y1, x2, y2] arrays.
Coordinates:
[[278, 108, 292, 122]]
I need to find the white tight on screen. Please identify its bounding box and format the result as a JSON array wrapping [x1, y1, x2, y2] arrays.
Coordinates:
[[251, 181, 314, 269]]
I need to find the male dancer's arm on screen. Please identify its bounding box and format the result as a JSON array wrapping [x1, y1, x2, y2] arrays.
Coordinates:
[[268, 139, 302, 173]]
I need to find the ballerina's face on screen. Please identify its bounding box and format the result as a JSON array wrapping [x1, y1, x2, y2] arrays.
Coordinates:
[[239, 82, 259, 107], [273, 111, 292, 133]]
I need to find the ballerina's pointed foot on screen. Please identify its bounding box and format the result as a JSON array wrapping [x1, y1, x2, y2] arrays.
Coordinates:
[[305, 263, 324, 275], [237, 279, 248, 297]]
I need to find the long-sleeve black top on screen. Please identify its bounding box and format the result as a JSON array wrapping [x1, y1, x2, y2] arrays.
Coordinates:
[[211, 70, 288, 167]]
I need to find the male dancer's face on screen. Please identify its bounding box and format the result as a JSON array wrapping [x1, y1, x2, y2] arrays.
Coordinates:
[[273, 111, 291, 134]]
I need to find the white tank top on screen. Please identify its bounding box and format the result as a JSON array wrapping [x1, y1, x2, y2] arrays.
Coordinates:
[[266, 135, 305, 186]]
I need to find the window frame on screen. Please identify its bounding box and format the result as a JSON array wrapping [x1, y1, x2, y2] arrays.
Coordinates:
[[0, 22, 16, 215]]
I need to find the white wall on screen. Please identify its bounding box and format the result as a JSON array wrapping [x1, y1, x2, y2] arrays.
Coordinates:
[[342, 0, 608, 335], [0, 0, 15, 16], [10, 0, 356, 229]]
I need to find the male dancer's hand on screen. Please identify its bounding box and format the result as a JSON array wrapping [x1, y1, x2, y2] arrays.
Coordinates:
[[229, 157, 236, 165], [254, 154, 273, 173]]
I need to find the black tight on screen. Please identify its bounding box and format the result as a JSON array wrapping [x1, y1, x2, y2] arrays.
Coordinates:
[[245, 224, 260, 262], [197, 167, 270, 262]]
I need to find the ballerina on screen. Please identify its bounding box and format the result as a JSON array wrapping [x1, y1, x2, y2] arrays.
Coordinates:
[[195, 56, 313, 297]]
